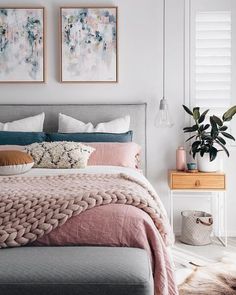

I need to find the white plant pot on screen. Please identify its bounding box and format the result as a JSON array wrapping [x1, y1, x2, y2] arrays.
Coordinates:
[[197, 153, 220, 172]]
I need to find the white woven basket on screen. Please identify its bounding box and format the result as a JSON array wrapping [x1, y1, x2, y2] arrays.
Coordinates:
[[180, 210, 213, 246]]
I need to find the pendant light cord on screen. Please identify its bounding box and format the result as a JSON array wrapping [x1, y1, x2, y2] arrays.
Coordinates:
[[163, 0, 166, 99]]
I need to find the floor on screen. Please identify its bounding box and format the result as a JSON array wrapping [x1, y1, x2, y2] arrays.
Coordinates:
[[172, 237, 236, 285], [172, 236, 236, 268]]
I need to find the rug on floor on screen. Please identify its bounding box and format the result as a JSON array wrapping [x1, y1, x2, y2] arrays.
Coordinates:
[[178, 254, 236, 295]]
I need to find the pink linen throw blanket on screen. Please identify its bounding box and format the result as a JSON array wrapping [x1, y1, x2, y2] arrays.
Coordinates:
[[0, 173, 173, 248]]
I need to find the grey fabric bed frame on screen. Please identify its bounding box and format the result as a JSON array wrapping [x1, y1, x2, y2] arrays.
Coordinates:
[[0, 246, 154, 295], [0, 103, 147, 174], [0, 103, 153, 295]]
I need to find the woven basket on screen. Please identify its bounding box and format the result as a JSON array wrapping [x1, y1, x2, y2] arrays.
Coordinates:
[[180, 210, 213, 246]]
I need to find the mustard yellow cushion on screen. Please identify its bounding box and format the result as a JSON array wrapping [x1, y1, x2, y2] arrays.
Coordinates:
[[0, 150, 34, 175]]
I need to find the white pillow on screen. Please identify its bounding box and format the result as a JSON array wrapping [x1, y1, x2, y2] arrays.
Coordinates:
[[58, 113, 130, 134], [0, 113, 45, 132]]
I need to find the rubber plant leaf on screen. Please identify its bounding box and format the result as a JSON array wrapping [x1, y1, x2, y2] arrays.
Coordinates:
[[193, 107, 200, 120], [212, 115, 223, 126], [222, 106, 236, 122], [221, 131, 235, 141], [182, 105, 193, 116], [198, 109, 209, 124]]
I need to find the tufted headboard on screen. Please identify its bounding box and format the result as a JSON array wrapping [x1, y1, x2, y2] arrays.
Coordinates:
[[0, 104, 147, 174]]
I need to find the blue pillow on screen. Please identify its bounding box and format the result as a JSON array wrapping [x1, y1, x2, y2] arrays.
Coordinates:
[[0, 131, 46, 145], [46, 131, 133, 143]]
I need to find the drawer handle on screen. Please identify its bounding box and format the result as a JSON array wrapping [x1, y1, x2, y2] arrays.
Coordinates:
[[195, 180, 200, 187]]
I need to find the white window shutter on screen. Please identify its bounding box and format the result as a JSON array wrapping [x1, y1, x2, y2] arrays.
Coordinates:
[[195, 11, 232, 112]]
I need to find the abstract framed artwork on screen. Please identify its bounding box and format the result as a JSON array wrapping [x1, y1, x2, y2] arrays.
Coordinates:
[[60, 7, 118, 83], [0, 7, 45, 83]]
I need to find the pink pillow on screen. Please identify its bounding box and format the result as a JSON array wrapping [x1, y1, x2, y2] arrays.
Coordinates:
[[87, 142, 141, 169]]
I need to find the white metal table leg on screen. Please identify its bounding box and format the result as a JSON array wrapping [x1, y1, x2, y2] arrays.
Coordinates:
[[217, 192, 221, 237], [170, 190, 174, 231], [217, 191, 227, 247], [210, 192, 215, 236], [224, 191, 227, 246]]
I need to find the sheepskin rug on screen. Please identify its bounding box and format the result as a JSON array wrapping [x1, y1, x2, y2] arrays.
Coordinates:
[[178, 255, 236, 295]]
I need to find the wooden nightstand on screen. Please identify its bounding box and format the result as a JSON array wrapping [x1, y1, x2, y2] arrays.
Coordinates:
[[168, 170, 227, 246]]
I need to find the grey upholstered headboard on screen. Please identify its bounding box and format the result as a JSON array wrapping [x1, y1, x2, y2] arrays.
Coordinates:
[[0, 104, 147, 173]]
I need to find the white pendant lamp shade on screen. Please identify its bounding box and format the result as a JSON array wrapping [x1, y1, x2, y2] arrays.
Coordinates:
[[155, 97, 173, 127], [155, 0, 174, 128]]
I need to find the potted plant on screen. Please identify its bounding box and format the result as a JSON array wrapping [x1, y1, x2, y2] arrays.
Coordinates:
[[183, 105, 236, 172]]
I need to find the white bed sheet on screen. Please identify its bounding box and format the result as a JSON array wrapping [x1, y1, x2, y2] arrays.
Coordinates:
[[24, 166, 142, 179], [22, 165, 145, 183]]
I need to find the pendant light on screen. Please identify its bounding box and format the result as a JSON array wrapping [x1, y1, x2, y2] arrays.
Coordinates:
[[155, 0, 174, 128]]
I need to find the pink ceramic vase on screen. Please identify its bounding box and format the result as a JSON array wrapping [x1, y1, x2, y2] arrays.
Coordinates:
[[176, 146, 186, 171]]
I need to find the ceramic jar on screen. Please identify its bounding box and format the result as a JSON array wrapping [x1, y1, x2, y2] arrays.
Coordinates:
[[176, 146, 186, 171]]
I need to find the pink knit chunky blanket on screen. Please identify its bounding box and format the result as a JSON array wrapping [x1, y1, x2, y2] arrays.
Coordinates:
[[0, 173, 173, 248]]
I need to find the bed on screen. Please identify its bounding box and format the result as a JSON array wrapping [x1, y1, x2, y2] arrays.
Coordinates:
[[0, 104, 178, 295]]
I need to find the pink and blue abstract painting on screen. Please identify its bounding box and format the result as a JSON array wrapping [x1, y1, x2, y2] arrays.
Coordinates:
[[0, 8, 44, 82], [61, 7, 117, 82]]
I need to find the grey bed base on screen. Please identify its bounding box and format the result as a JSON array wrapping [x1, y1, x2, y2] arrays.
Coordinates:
[[0, 104, 152, 294], [0, 246, 154, 295]]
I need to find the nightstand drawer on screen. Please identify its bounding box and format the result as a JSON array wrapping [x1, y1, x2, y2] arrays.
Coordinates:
[[170, 174, 225, 189]]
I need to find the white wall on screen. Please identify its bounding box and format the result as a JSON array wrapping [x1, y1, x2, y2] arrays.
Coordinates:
[[0, 0, 235, 235]]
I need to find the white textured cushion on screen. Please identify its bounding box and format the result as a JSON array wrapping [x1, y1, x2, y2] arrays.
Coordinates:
[[26, 141, 95, 169], [0, 113, 45, 132], [58, 113, 130, 133]]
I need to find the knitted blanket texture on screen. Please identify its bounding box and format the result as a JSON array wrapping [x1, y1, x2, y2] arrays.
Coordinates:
[[0, 173, 173, 248]]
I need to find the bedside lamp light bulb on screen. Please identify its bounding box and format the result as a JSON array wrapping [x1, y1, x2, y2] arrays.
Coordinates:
[[155, 97, 174, 128]]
